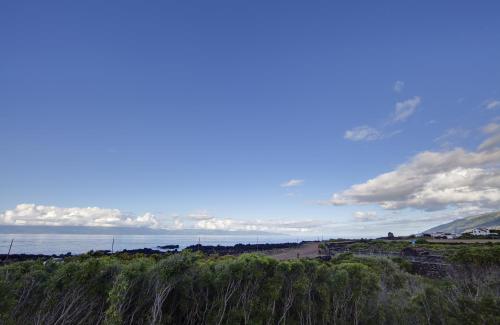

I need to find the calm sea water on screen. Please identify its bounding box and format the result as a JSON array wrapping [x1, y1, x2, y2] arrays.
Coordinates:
[[0, 233, 318, 255]]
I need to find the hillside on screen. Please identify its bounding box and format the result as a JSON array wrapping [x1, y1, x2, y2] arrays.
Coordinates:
[[424, 211, 500, 234]]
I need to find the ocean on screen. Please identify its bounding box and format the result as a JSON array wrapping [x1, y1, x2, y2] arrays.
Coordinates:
[[0, 233, 318, 255]]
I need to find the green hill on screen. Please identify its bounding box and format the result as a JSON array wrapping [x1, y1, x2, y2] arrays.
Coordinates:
[[424, 211, 500, 234]]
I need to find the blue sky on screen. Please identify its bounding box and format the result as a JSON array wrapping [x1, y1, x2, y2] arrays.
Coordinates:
[[1, 1, 500, 236]]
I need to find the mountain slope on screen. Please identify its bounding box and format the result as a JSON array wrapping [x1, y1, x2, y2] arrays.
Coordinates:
[[424, 211, 500, 234]]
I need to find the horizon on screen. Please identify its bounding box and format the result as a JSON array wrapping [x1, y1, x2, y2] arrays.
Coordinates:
[[1, 1, 500, 238]]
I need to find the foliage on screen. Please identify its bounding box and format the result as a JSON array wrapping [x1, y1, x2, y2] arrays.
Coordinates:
[[0, 251, 499, 324], [449, 245, 500, 266]]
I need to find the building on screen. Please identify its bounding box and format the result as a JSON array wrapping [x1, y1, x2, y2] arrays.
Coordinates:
[[471, 228, 490, 236], [429, 232, 458, 239]]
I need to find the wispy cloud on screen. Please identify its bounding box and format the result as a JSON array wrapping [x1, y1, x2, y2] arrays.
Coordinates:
[[393, 80, 404, 92], [391, 96, 421, 123], [186, 210, 214, 221], [478, 121, 500, 151], [344, 96, 421, 142], [434, 127, 470, 147], [344, 126, 382, 141], [483, 122, 500, 134], [483, 99, 500, 110], [281, 179, 304, 187]]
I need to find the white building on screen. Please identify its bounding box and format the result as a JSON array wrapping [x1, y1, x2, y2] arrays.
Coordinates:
[[471, 228, 490, 236]]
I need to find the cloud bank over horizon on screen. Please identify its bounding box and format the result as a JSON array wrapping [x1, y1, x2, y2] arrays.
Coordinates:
[[0, 204, 161, 228], [0, 204, 331, 234]]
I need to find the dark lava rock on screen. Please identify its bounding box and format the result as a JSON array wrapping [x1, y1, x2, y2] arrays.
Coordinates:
[[157, 245, 179, 249], [185, 242, 302, 255]]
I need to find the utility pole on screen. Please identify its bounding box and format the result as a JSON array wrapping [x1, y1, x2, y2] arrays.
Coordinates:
[[5, 239, 14, 262], [111, 237, 115, 254]]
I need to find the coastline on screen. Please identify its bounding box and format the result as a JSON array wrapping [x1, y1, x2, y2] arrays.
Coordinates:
[[0, 240, 321, 264]]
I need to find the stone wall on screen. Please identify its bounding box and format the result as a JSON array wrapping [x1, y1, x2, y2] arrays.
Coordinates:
[[410, 261, 449, 278]]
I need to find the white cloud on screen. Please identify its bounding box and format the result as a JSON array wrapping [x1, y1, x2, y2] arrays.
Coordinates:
[[483, 99, 500, 110], [353, 211, 378, 222], [195, 217, 327, 233], [344, 126, 382, 141], [392, 96, 421, 123], [0, 204, 160, 228], [393, 80, 404, 92], [281, 179, 304, 187], [329, 128, 500, 211]]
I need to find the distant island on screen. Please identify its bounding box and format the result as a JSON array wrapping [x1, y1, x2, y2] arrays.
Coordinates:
[[0, 225, 283, 236]]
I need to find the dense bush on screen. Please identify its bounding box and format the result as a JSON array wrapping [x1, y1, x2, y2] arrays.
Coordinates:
[[449, 245, 500, 266], [0, 252, 499, 324]]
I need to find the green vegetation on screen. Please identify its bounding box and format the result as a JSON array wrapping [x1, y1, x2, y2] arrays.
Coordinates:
[[1, 251, 499, 324], [449, 245, 500, 266], [330, 239, 500, 263], [335, 240, 411, 253]]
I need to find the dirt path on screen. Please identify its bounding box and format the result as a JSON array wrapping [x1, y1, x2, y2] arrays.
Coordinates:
[[264, 242, 320, 260]]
